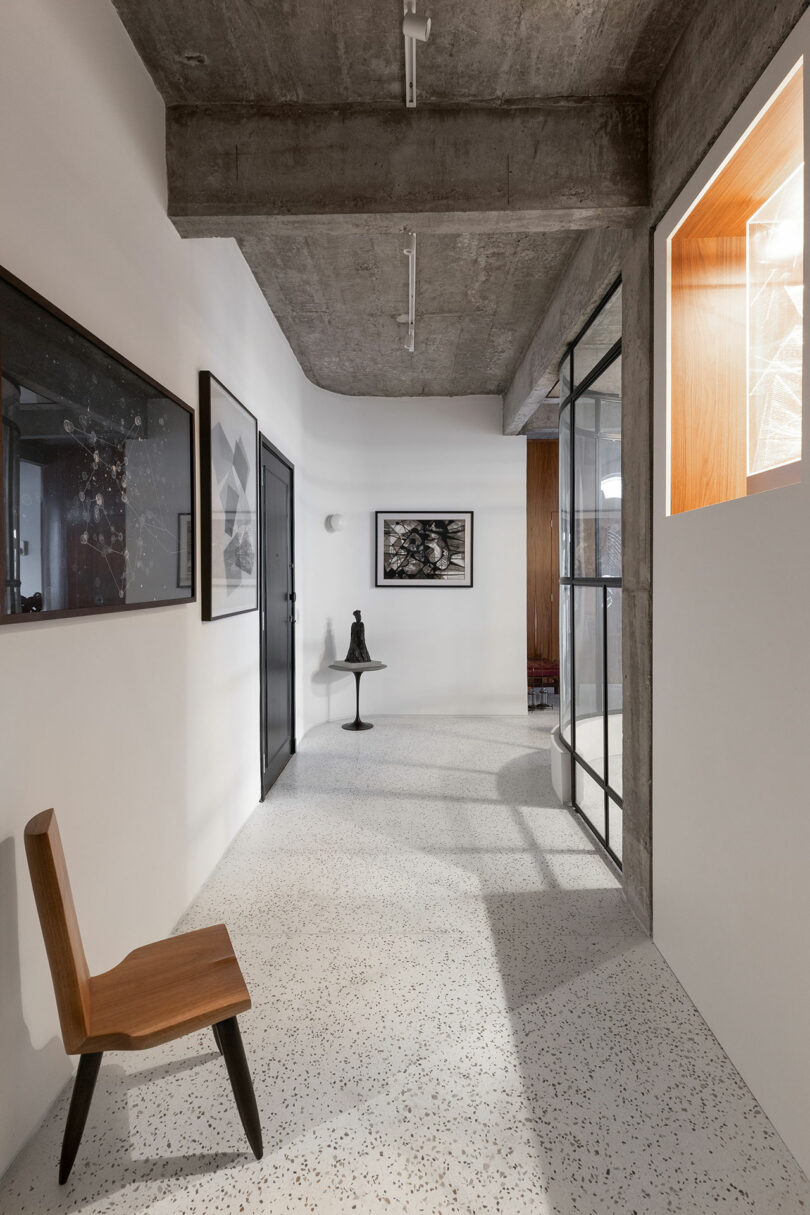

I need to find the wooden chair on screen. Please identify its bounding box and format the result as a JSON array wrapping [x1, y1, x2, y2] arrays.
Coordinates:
[[24, 808, 263, 1184]]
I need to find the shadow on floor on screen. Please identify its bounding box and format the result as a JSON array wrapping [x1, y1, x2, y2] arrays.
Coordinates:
[[4, 1045, 250, 1211]]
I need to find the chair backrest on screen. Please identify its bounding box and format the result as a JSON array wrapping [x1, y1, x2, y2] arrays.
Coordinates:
[[24, 809, 90, 1053]]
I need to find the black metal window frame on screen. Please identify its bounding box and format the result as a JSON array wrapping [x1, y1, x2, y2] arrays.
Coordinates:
[[558, 278, 623, 868]]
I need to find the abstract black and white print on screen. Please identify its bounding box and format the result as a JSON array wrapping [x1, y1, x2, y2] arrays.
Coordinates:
[[200, 373, 258, 619], [376, 512, 473, 587]]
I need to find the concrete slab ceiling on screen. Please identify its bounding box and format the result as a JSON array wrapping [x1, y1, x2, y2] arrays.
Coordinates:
[[111, 0, 698, 106], [111, 0, 699, 398]]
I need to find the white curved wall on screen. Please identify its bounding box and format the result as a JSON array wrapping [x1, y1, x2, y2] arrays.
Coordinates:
[[299, 386, 527, 724]]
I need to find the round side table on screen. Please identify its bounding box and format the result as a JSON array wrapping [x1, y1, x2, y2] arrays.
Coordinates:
[[328, 660, 387, 731]]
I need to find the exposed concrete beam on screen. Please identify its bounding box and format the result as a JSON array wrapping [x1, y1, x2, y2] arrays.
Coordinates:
[[522, 399, 561, 434], [167, 100, 648, 225], [502, 228, 634, 435], [173, 208, 647, 239]]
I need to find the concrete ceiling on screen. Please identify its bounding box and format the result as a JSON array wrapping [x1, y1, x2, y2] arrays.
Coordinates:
[[112, 0, 695, 106], [111, 0, 698, 399], [241, 229, 581, 396]]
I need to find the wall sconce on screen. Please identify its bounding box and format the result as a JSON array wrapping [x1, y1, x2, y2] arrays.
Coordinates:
[[326, 514, 346, 532]]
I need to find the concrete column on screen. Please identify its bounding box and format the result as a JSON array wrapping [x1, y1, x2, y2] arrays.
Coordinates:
[[619, 227, 654, 932]]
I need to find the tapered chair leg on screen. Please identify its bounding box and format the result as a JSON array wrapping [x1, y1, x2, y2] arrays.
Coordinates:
[[59, 1052, 103, 1184], [212, 1022, 223, 1053], [215, 1016, 263, 1159]]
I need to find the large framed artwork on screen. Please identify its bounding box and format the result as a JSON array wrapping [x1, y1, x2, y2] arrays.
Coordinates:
[[0, 266, 195, 624], [375, 511, 474, 587], [199, 372, 258, 620]]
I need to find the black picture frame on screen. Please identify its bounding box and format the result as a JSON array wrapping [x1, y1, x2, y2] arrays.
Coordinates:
[[177, 512, 193, 589], [199, 371, 259, 621], [0, 264, 196, 625], [375, 511, 474, 587]]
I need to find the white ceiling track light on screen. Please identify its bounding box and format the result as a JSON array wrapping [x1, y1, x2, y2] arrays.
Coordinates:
[[403, 0, 431, 109], [403, 230, 416, 352]]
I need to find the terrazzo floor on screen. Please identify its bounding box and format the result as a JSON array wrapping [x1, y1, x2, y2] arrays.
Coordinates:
[[2, 715, 809, 1213]]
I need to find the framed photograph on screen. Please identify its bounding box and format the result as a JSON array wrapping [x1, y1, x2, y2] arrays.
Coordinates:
[[177, 513, 193, 588], [375, 512, 474, 587], [199, 372, 258, 620], [0, 265, 195, 624]]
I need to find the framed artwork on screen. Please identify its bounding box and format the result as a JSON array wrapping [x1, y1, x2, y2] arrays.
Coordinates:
[[375, 511, 474, 587], [177, 513, 193, 588], [0, 265, 195, 624], [199, 372, 258, 620]]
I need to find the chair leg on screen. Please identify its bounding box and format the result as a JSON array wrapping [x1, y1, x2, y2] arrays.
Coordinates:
[[59, 1052, 103, 1184], [215, 1016, 263, 1159], [212, 1022, 223, 1053]]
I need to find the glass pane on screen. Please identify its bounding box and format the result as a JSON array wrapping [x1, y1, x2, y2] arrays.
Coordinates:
[[573, 285, 622, 388], [559, 402, 570, 578], [574, 585, 604, 778], [606, 588, 623, 798], [573, 396, 597, 578], [560, 584, 572, 744], [574, 360, 622, 579], [0, 277, 193, 617], [747, 163, 803, 476], [597, 359, 622, 578], [608, 798, 623, 862], [560, 350, 571, 403], [576, 763, 606, 841]]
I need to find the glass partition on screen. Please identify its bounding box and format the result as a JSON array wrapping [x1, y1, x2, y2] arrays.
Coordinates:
[[558, 282, 623, 865]]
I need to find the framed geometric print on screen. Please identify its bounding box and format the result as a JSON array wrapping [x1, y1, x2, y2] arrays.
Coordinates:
[[199, 372, 258, 620]]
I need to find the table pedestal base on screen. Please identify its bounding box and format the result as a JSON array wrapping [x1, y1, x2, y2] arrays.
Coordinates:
[[342, 670, 374, 731]]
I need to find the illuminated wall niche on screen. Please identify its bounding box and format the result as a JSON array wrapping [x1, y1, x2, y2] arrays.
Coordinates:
[[668, 60, 804, 514]]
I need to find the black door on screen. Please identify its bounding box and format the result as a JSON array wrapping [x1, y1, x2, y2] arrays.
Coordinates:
[[260, 437, 295, 797]]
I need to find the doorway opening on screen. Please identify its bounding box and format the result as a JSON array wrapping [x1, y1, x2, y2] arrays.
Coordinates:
[[526, 436, 560, 711], [259, 436, 295, 797]]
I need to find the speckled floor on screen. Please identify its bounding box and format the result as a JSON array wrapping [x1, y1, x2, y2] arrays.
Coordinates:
[[2, 716, 808, 1213]]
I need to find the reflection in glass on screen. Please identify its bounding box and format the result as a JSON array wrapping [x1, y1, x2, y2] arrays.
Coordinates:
[[747, 163, 804, 476], [574, 585, 604, 778], [558, 283, 623, 863], [608, 798, 623, 862], [574, 397, 597, 578], [574, 361, 622, 579], [560, 350, 571, 403], [576, 763, 606, 840], [0, 277, 193, 619], [560, 584, 572, 743], [573, 285, 622, 388], [606, 588, 623, 798], [559, 402, 571, 578]]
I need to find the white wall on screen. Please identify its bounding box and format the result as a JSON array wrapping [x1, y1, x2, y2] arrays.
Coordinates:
[[653, 14, 810, 1177], [0, 0, 308, 1175], [299, 388, 527, 725]]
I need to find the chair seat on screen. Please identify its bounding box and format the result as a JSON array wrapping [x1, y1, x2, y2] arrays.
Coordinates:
[[81, 924, 251, 1052]]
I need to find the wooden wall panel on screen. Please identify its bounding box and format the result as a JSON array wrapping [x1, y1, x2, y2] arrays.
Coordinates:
[[669, 61, 803, 515], [670, 237, 747, 513], [676, 64, 803, 240], [526, 439, 559, 660]]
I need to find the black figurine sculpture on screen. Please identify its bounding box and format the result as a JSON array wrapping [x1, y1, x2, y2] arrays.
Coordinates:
[[345, 609, 372, 663]]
